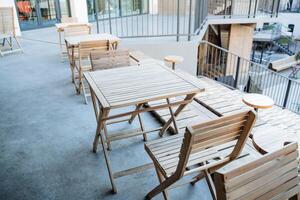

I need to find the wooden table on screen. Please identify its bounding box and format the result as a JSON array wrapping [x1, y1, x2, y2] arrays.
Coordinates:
[[55, 22, 91, 61], [65, 33, 121, 84], [242, 93, 274, 112], [252, 124, 300, 156], [84, 63, 204, 193]]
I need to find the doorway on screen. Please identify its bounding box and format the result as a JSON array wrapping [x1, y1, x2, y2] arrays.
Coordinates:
[[15, 0, 70, 30]]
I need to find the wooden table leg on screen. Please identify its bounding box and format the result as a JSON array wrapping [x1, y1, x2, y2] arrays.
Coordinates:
[[159, 94, 196, 137], [128, 104, 143, 124], [99, 127, 117, 193], [166, 98, 179, 134], [93, 108, 110, 153]]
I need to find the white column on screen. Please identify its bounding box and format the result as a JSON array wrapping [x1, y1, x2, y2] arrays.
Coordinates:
[[69, 0, 89, 23], [149, 0, 158, 14], [0, 0, 21, 36]]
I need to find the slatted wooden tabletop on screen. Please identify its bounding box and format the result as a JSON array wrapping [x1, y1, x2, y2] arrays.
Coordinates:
[[55, 22, 92, 32], [84, 64, 204, 109], [65, 33, 120, 47]]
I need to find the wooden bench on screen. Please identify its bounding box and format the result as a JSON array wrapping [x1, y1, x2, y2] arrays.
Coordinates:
[[269, 55, 300, 72], [144, 110, 256, 200], [214, 142, 300, 200]]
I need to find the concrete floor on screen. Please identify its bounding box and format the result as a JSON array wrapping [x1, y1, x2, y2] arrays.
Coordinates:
[[0, 30, 212, 200]]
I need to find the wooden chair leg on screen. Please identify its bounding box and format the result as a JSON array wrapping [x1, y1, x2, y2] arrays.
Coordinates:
[[103, 124, 112, 151], [204, 169, 216, 200], [145, 177, 175, 200], [82, 81, 89, 104], [154, 166, 168, 200], [137, 113, 147, 141]]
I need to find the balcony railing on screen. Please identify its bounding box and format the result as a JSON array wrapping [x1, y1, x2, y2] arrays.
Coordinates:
[[90, 0, 280, 40], [197, 40, 300, 114]]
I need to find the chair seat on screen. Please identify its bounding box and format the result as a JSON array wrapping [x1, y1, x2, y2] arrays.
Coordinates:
[[145, 135, 236, 178]]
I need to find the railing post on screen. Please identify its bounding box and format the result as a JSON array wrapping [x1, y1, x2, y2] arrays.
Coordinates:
[[248, 0, 253, 18], [107, 0, 113, 34], [234, 57, 241, 88], [176, 0, 180, 42], [224, 0, 227, 17], [254, 0, 258, 18], [93, 0, 99, 33], [188, 0, 192, 41], [276, 0, 281, 17], [271, 0, 275, 17], [283, 79, 292, 108], [245, 76, 251, 93]]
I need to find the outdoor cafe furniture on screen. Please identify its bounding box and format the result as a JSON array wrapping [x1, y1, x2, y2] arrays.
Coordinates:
[[144, 110, 256, 200], [65, 33, 120, 83], [55, 23, 91, 61], [252, 122, 300, 157], [84, 63, 205, 193], [214, 142, 300, 200], [0, 7, 23, 56], [79, 48, 137, 105], [242, 93, 274, 112], [73, 40, 110, 103], [164, 55, 184, 70]]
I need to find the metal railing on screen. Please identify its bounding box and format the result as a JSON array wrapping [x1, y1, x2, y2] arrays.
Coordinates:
[[89, 0, 280, 40], [197, 41, 300, 114]]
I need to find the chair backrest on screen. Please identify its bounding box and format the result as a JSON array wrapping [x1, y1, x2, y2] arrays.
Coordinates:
[[0, 7, 15, 36], [61, 16, 78, 23], [90, 49, 131, 71], [175, 110, 256, 178], [64, 24, 91, 38], [214, 142, 299, 200], [78, 40, 109, 65]]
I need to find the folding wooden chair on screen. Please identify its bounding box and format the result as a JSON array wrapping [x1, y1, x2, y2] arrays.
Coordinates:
[[88, 49, 145, 149], [144, 110, 256, 200], [64, 24, 91, 83], [214, 142, 300, 200], [0, 7, 23, 56], [75, 40, 110, 104]]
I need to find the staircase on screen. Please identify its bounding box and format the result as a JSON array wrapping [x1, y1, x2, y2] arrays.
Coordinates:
[[272, 40, 295, 56]]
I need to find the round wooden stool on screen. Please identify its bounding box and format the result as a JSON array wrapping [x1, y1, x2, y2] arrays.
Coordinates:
[[164, 55, 184, 70], [242, 93, 274, 112]]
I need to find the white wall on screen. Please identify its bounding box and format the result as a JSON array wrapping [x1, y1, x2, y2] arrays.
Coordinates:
[[0, 0, 21, 36], [277, 12, 300, 39], [69, 0, 88, 23]]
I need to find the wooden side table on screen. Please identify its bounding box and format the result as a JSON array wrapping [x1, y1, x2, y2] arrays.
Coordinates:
[[164, 55, 184, 70], [242, 93, 274, 112]]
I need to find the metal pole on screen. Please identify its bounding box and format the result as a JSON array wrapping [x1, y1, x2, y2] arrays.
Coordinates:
[[224, 0, 227, 17], [187, 0, 192, 41], [248, 0, 253, 18], [108, 0, 113, 34], [234, 57, 241, 88], [276, 0, 281, 17], [270, 0, 275, 17], [254, 0, 258, 18], [176, 0, 180, 41], [94, 0, 100, 33], [283, 79, 292, 108]]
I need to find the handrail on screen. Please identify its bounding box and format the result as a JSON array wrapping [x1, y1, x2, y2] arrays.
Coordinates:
[[198, 40, 300, 114]]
